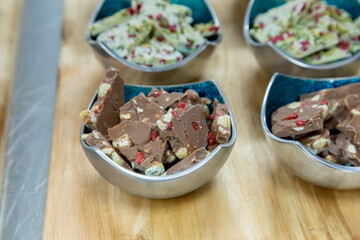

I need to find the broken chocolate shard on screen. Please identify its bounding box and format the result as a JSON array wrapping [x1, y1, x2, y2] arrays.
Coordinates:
[[298, 129, 330, 155], [209, 99, 231, 144], [108, 120, 152, 146], [152, 91, 186, 110], [165, 148, 209, 175], [80, 67, 125, 135], [120, 92, 166, 126], [83, 130, 132, 171]]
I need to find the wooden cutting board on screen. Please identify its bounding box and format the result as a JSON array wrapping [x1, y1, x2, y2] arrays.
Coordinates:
[[43, 0, 360, 239]]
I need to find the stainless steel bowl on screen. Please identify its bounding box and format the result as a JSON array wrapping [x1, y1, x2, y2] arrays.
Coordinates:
[[80, 80, 237, 198], [244, 0, 360, 78], [261, 73, 360, 190], [86, 0, 222, 84]]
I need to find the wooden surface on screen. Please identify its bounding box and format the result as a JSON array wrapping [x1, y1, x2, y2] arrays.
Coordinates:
[[0, 0, 22, 193], [43, 0, 360, 239]]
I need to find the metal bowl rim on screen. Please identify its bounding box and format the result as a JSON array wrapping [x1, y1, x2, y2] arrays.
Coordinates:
[[80, 79, 237, 182], [86, 0, 223, 73], [243, 0, 360, 70]]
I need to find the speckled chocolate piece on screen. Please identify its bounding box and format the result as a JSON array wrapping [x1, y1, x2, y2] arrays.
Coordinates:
[[209, 99, 231, 144], [80, 67, 125, 135], [82, 130, 132, 171], [120, 92, 166, 127], [271, 95, 330, 138], [343, 139, 360, 166], [298, 129, 330, 155], [337, 107, 360, 147], [165, 148, 209, 175], [300, 83, 360, 101]]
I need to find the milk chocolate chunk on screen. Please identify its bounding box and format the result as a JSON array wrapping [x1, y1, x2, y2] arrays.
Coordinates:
[[80, 67, 125, 135], [131, 155, 165, 176], [140, 138, 166, 162], [152, 90, 186, 110], [82, 130, 132, 171], [108, 121, 152, 150], [165, 148, 209, 175], [120, 92, 166, 126], [344, 140, 360, 166], [328, 133, 347, 156], [271, 95, 332, 138], [300, 83, 360, 101], [171, 105, 209, 154], [209, 99, 231, 144], [298, 129, 330, 155], [337, 107, 360, 147]]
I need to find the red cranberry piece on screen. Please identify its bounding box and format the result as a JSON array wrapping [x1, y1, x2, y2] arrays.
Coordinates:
[[284, 112, 298, 120], [135, 152, 145, 164]]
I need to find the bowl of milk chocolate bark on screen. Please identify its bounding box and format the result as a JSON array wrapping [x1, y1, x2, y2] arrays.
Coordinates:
[[261, 73, 360, 190], [80, 67, 236, 198]]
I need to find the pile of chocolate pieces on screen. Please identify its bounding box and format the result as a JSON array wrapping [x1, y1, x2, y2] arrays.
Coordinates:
[[80, 67, 232, 176], [272, 82, 360, 166]]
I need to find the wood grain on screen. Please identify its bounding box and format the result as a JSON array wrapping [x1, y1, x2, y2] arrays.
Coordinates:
[[0, 0, 22, 193], [43, 0, 360, 239]]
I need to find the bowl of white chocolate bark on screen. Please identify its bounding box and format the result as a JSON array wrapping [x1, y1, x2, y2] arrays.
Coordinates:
[[80, 67, 236, 198], [86, 0, 222, 84], [244, 0, 360, 77], [261, 73, 360, 190]]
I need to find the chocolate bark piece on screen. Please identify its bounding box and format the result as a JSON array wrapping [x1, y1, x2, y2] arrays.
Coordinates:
[[298, 129, 330, 155], [328, 133, 347, 156], [156, 105, 209, 159], [140, 138, 166, 162], [184, 89, 200, 105], [152, 91, 186, 110], [108, 121, 152, 150], [131, 155, 165, 176], [337, 107, 360, 147], [172, 105, 209, 157], [271, 95, 336, 138], [300, 83, 360, 101], [209, 99, 231, 144], [119, 146, 137, 161], [80, 67, 125, 135], [164, 148, 209, 175], [344, 140, 360, 166], [82, 130, 132, 171], [119, 92, 166, 126], [344, 94, 360, 110]]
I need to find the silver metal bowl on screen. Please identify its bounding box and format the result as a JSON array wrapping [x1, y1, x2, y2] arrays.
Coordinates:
[[86, 0, 222, 84], [80, 80, 237, 198], [243, 0, 360, 78], [261, 73, 360, 190]]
